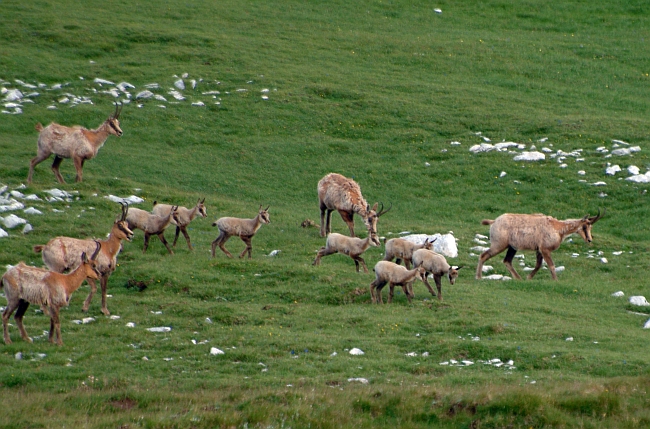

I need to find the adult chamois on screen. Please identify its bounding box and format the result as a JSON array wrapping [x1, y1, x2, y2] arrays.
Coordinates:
[[317, 173, 391, 239], [33, 203, 133, 315], [475, 209, 604, 280], [28, 103, 123, 184]]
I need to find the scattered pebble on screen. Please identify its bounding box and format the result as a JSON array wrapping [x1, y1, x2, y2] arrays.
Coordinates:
[[210, 347, 225, 355], [349, 348, 364, 355]]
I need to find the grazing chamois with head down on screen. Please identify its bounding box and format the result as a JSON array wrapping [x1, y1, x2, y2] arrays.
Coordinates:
[[28, 103, 124, 184], [211, 205, 270, 259], [475, 209, 605, 280], [2, 242, 101, 345], [317, 173, 391, 239], [369, 261, 427, 304], [152, 198, 207, 250], [412, 249, 462, 301], [33, 203, 134, 316], [313, 232, 381, 273], [383, 237, 436, 269], [126, 205, 180, 255]]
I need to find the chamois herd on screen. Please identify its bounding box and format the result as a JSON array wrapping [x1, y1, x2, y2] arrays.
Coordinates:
[[1, 108, 606, 345]]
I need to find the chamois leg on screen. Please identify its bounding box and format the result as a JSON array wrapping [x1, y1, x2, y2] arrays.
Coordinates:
[[50, 308, 63, 345], [404, 259, 412, 270], [51, 155, 66, 183], [319, 203, 328, 237], [239, 236, 253, 259], [387, 283, 397, 303], [434, 275, 444, 301], [218, 234, 234, 258], [27, 151, 51, 184], [370, 279, 387, 304], [2, 300, 20, 344], [503, 246, 522, 280], [540, 250, 557, 280], [172, 226, 181, 248], [313, 246, 336, 266], [352, 254, 368, 273], [421, 273, 437, 298], [476, 246, 501, 279], [527, 251, 545, 280], [142, 233, 152, 253], [100, 275, 110, 316], [179, 226, 193, 250], [14, 300, 32, 343], [82, 278, 98, 313], [395, 258, 403, 266], [73, 156, 85, 182], [157, 232, 174, 255], [339, 210, 355, 237]]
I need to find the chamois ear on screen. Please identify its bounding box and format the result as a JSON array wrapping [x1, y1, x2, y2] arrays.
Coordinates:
[[264, 205, 270, 211], [581, 214, 589, 222], [81, 252, 89, 263], [201, 198, 206, 204], [371, 202, 379, 212]]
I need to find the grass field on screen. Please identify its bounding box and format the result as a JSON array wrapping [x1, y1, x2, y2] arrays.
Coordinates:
[[1, 0, 650, 427]]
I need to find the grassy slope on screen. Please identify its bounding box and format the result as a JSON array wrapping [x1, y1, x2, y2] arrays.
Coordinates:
[[1, 0, 650, 427]]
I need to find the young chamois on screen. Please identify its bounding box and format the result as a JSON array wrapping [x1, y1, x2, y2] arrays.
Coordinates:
[[2, 242, 101, 345], [383, 237, 436, 269], [317, 173, 391, 238], [369, 261, 427, 304], [475, 209, 605, 280], [312, 232, 380, 273], [412, 249, 462, 301], [33, 203, 134, 316], [126, 205, 180, 254], [152, 198, 207, 250], [211, 205, 270, 259], [28, 103, 123, 184]]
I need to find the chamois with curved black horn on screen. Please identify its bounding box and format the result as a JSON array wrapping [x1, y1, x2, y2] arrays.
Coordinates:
[[28, 103, 124, 183], [476, 209, 605, 280]]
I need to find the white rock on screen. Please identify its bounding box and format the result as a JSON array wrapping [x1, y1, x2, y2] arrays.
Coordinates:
[[605, 165, 621, 175], [600, 258, 608, 264], [191, 101, 205, 106], [3, 214, 27, 229], [611, 291, 624, 297], [469, 143, 496, 153], [513, 151, 545, 161], [0, 201, 25, 212], [116, 82, 135, 91], [22, 224, 32, 234], [626, 172, 650, 183], [628, 165, 640, 175], [22, 194, 41, 201], [23, 207, 42, 215], [267, 250, 281, 256], [0, 228, 7, 238], [481, 265, 493, 273], [135, 90, 154, 99], [44, 188, 73, 198], [612, 251, 623, 256], [348, 377, 369, 384], [644, 319, 650, 329], [168, 90, 185, 100], [174, 79, 185, 90], [475, 234, 488, 239], [104, 195, 144, 205], [555, 266, 565, 272], [109, 315, 120, 320], [629, 296, 650, 306], [94, 78, 115, 85], [405, 352, 417, 357], [400, 233, 458, 258], [612, 147, 641, 156], [210, 347, 225, 355], [499, 171, 507, 178], [483, 274, 504, 280], [473, 238, 488, 245], [349, 348, 365, 355], [154, 94, 167, 101], [434, 8, 442, 13], [566, 337, 573, 341], [439, 361, 449, 365], [592, 181, 607, 186], [146, 326, 172, 332], [126, 322, 136, 328], [82, 317, 95, 324]]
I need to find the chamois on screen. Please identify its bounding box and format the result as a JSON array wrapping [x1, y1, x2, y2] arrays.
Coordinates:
[[28, 103, 123, 184], [369, 261, 427, 304], [126, 206, 180, 254], [412, 249, 461, 301], [475, 210, 605, 280], [383, 237, 436, 269], [2, 242, 101, 345], [317, 173, 391, 238], [33, 203, 134, 315], [312, 232, 380, 273], [211, 205, 270, 259], [152, 198, 207, 250]]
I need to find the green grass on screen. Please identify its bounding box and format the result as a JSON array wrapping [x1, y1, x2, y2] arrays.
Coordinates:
[[1, 0, 650, 427]]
